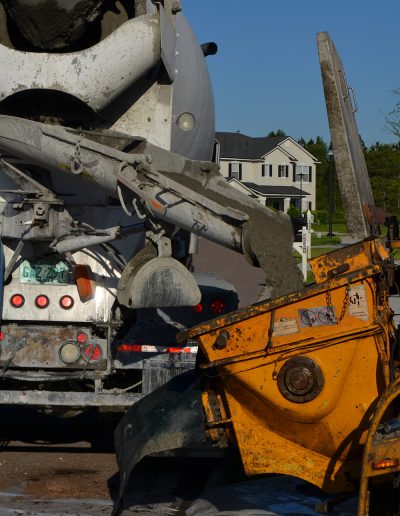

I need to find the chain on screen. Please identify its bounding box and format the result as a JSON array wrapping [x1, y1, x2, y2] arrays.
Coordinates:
[[326, 282, 350, 325]]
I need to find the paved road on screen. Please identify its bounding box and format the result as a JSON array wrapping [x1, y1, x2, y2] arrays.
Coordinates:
[[193, 238, 266, 307]]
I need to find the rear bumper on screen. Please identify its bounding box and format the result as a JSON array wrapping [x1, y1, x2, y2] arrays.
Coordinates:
[[0, 389, 144, 407]]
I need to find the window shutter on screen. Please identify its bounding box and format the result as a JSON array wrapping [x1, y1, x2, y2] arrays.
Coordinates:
[[229, 163, 232, 176], [239, 163, 242, 180], [262, 164, 265, 177], [309, 166, 312, 182], [269, 165, 272, 177], [292, 164, 296, 182]]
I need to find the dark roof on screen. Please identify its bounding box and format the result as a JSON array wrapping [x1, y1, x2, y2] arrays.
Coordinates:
[[216, 132, 287, 159], [243, 183, 309, 197]]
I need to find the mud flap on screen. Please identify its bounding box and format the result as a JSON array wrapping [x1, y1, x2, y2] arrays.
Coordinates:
[[112, 370, 205, 515], [117, 255, 201, 309]]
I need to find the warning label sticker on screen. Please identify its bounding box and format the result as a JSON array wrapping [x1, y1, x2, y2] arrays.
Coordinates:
[[349, 285, 368, 321], [299, 307, 336, 327], [273, 317, 299, 336]]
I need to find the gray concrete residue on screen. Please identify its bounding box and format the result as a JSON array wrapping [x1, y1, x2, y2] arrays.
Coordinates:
[[164, 165, 303, 298], [0, 0, 143, 50], [1, 0, 105, 48]]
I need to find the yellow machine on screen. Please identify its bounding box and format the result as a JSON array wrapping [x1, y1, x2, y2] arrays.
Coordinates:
[[179, 238, 400, 514]]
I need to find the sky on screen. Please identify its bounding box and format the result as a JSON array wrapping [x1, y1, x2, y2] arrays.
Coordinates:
[[182, 0, 400, 147]]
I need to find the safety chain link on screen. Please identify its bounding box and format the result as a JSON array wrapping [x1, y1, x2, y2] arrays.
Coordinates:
[[326, 282, 350, 325]]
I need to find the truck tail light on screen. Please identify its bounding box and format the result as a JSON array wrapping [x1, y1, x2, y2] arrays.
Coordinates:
[[59, 342, 81, 364], [10, 294, 25, 308], [60, 295, 74, 309], [210, 299, 225, 315], [74, 264, 96, 302], [83, 344, 102, 363], [193, 303, 203, 313], [35, 295, 49, 309], [0, 331, 5, 341], [77, 332, 88, 344], [118, 344, 142, 352]]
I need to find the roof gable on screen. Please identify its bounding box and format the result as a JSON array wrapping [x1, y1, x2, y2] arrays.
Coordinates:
[[215, 132, 286, 160], [276, 137, 320, 163], [227, 178, 258, 197], [216, 132, 319, 162]]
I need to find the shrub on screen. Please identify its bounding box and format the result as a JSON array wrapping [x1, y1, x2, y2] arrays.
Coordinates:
[[287, 206, 301, 217], [333, 211, 346, 223], [312, 210, 328, 225]]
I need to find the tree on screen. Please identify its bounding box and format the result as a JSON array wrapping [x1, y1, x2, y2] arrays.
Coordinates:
[[386, 88, 400, 139], [364, 142, 400, 215], [267, 129, 286, 137]]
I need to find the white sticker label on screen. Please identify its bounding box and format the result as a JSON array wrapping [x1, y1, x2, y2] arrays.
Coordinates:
[[349, 285, 368, 321], [273, 317, 299, 336]]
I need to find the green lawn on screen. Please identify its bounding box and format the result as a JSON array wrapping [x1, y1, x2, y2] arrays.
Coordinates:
[[311, 235, 341, 246], [312, 223, 348, 234], [294, 247, 335, 262]]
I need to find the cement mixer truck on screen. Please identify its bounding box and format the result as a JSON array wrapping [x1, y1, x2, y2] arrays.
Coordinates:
[[0, 1, 302, 410]]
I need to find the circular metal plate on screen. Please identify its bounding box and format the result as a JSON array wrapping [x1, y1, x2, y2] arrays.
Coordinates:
[[277, 356, 324, 403]]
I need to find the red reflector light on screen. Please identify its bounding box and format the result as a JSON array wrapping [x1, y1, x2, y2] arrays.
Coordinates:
[[10, 294, 25, 308], [0, 332, 5, 341], [118, 344, 142, 353], [210, 299, 225, 315], [35, 295, 49, 309], [372, 458, 399, 470], [193, 303, 203, 313], [83, 343, 102, 363], [77, 332, 88, 344], [60, 295, 74, 310]]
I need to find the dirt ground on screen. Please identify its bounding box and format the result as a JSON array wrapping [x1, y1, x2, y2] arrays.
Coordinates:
[[0, 407, 118, 500], [0, 406, 221, 514]]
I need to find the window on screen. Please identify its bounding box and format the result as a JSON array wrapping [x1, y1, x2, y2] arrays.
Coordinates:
[[294, 165, 312, 183], [229, 161, 242, 180], [278, 164, 289, 178], [262, 164, 272, 177]]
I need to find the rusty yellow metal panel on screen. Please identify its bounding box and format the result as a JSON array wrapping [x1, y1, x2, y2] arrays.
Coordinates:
[[220, 331, 383, 492], [309, 239, 389, 284], [180, 241, 395, 494]]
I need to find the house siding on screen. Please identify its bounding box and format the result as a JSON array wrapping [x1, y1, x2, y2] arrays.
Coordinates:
[[218, 136, 317, 213]]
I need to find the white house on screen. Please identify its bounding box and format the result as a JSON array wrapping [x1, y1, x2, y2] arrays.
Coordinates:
[[215, 132, 318, 213]]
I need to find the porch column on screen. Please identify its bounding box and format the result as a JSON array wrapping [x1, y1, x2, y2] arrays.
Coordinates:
[[283, 197, 291, 213]]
